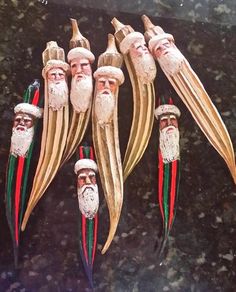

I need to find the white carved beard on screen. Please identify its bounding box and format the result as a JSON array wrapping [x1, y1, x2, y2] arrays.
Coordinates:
[[48, 80, 68, 111], [70, 75, 93, 113], [131, 53, 157, 84], [94, 90, 115, 127], [158, 46, 185, 76], [159, 126, 180, 163], [10, 127, 34, 157], [77, 184, 99, 219]]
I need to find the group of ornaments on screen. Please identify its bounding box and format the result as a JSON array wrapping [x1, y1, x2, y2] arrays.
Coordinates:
[[6, 15, 236, 286]]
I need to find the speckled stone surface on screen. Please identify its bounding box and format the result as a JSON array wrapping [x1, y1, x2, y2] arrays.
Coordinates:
[[0, 0, 236, 291]]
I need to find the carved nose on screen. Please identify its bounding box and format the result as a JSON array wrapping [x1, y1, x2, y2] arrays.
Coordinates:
[[104, 80, 110, 88], [76, 65, 82, 73], [85, 176, 91, 184]]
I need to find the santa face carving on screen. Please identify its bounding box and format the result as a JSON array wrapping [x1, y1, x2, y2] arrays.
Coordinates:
[[47, 67, 68, 111], [94, 76, 117, 126], [70, 57, 93, 113], [71, 58, 92, 79], [11, 112, 35, 157], [159, 114, 180, 163], [128, 39, 156, 84], [77, 168, 99, 219], [13, 113, 34, 130], [129, 40, 149, 57], [154, 39, 185, 76]]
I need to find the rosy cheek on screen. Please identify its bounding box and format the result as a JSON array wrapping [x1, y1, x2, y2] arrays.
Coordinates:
[[83, 67, 92, 76], [97, 83, 104, 91], [71, 68, 77, 76], [78, 179, 85, 188], [91, 178, 96, 184], [155, 50, 161, 58], [160, 121, 166, 130], [110, 84, 116, 93]]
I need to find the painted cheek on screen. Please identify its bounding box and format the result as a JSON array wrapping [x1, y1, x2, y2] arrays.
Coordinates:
[[91, 177, 96, 184], [26, 122, 33, 128], [71, 67, 77, 76], [48, 74, 54, 81], [13, 120, 19, 127], [155, 50, 162, 59], [109, 84, 117, 93], [82, 66, 92, 76], [97, 83, 104, 92], [160, 121, 167, 130], [78, 179, 85, 188], [173, 120, 178, 128]]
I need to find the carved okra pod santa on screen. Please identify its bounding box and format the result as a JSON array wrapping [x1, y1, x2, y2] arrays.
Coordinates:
[[5, 80, 42, 266], [142, 14, 236, 183], [155, 98, 181, 258], [22, 41, 70, 230], [62, 19, 96, 164], [111, 18, 156, 181], [74, 145, 99, 288], [92, 34, 124, 254]]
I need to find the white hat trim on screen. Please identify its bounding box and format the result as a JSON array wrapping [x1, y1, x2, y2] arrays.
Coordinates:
[[74, 159, 98, 174], [120, 32, 145, 54], [67, 47, 95, 63], [93, 66, 124, 84], [148, 33, 174, 54], [155, 104, 180, 120], [42, 60, 70, 78], [14, 103, 43, 118]]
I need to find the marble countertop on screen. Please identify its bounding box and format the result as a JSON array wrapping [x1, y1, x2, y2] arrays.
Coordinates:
[[0, 0, 235, 291]]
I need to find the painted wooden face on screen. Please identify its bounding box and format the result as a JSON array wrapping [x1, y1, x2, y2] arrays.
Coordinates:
[[70, 57, 92, 80], [77, 168, 96, 188], [154, 39, 173, 59], [130, 40, 149, 57], [13, 113, 34, 130], [159, 114, 178, 131], [47, 68, 66, 82], [97, 77, 117, 94]]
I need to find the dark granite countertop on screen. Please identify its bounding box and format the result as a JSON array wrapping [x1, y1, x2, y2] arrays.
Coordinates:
[[0, 0, 235, 291]]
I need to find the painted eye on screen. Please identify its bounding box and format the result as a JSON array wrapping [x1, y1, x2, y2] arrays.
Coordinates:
[[99, 81, 105, 86], [160, 117, 168, 121], [81, 62, 89, 67]]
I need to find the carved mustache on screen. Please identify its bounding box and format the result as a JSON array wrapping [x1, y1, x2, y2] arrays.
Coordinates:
[[80, 185, 97, 195]]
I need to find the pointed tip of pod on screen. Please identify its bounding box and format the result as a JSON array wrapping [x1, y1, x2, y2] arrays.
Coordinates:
[[231, 167, 236, 184], [111, 17, 125, 32], [42, 41, 65, 66], [142, 15, 165, 43], [21, 204, 32, 231], [69, 18, 90, 50], [21, 217, 27, 231], [101, 213, 121, 254], [141, 15, 155, 30], [106, 33, 117, 53], [97, 33, 123, 68], [70, 18, 82, 37]]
